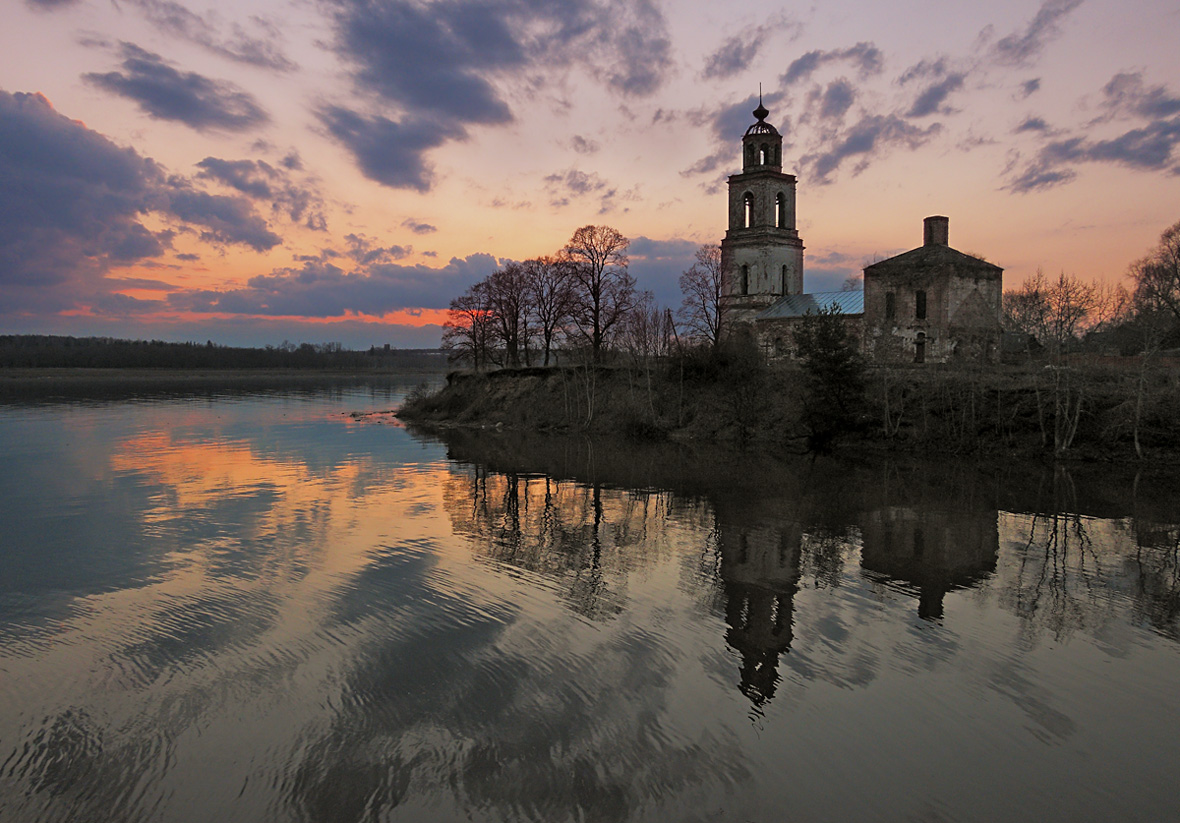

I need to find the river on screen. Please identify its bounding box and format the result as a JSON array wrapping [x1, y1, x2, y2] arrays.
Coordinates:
[[1, 378, 1178, 822]]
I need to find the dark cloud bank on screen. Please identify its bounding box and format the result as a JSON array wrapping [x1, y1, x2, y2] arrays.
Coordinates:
[[0, 91, 305, 314], [318, 0, 674, 190], [85, 43, 268, 132]]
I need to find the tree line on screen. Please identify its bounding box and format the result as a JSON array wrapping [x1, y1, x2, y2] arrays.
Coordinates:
[[442, 225, 724, 368], [1001, 219, 1180, 355], [0, 336, 446, 371]]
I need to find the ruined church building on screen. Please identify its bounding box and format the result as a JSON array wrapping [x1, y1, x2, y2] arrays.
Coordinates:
[[719, 100, 1004, 363]]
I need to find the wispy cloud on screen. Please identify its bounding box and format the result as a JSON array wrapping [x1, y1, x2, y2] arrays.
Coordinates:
[[992, 0, 1084, 67], [84, 43, 268, 132]]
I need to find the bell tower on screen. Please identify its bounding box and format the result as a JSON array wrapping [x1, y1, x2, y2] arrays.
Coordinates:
[[720, 98, 804, 324]]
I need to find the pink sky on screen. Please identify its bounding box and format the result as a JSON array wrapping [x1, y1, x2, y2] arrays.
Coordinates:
[[3, 0, 1179, 347]]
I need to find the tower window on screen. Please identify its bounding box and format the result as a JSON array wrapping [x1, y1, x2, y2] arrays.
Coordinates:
[[915, 290, 927, 320], [743, 193, 753, 228], [781, 264, 788, 293], [776, 192, 786, 228], [915, 332, 927, 363], [885, 291, 896, 320], [760, 143, 769, 164], [740, 264, 749, 295]]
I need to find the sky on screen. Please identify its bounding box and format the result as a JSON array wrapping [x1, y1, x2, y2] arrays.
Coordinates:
[[2, 0, 1179, 348]]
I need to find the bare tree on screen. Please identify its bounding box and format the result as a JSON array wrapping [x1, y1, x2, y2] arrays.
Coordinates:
[[485, 262, 532, 367], [442, 281, 494, 370], [524, 255, 575, 366], [562, 225, 636, 361], [1131, 220, 1180, 322], [1002, 269, 1100, 353], [677, 244, 725, 350]]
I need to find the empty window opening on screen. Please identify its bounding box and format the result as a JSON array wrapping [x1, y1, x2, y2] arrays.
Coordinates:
[[743, 193, 753, 228], [915, 332, 926, 364], [915, 290, 927, 320], [781, 264, 788, 292], [745, 144, 755, 167], [740, 264, 749, 295], [775, 192, 787, 228], [773, 337, 785, 356], [759, 143, 769, 164], [885, 291, 896, 320]]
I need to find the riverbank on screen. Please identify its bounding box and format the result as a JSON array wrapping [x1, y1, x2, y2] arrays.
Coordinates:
[[397, 358, 1180, 463]]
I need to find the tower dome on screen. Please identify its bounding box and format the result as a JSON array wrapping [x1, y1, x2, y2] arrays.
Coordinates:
[[742, 100, 782, 170]]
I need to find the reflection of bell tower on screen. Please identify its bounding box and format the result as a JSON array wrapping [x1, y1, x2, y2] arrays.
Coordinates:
[[720, 96, 805, 325], [717, 522, 802, 708]]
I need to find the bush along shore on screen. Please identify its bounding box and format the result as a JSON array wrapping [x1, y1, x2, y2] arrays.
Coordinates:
[[397, 344, 1180, 463]]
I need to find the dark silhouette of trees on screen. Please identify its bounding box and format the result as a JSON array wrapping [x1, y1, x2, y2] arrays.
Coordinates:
[[677, 244, 725, 350], [485, 262, 533, 367], [792, 304, 866, 450], [1131, 220, 1180, 322], [524, 256, 575, 367], [0, 335, 441, 370], [442, 281, 495, 370], [561, 225, 637, 361]]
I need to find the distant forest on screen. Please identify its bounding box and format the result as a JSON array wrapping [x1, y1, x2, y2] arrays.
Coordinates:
[[0, 335, 447, 371]]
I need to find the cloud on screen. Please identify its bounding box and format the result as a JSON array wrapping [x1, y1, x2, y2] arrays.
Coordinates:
[[84, 43, 268, 132], [817, 79, 856, 120], [121, 0, 296, 71], [319, 0, 673, 189], [802, 115, 941, 183], [343, 233, 414, 264], [170, 253, 498, 317], [606, 1, 672, 96], [317, 106, 464, 191], [1007, 72, 1180, 192], [627, 236, 699, 307], [543, 169, 617, 212], [782, 42, 883, 85], [1100, 72, 1180, 120], [1018, 78, 1041, 99], [401, 219, 437, 235], [992, 0, 1084, 67], [26, 0, 79, 8], [702, 16, 799, 81], [570, 135, 600, 155], [0, 91, 167, 309], [195, 156, 327, 228], [165, 189, 283, 251], [0, 91, 284, 315], [1014, 116, 1050, 133], [907, 73, 966, 117]]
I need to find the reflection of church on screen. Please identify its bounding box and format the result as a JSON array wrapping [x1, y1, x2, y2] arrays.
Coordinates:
[[713, 498, 803, 707], [858, 470, 999, 619]]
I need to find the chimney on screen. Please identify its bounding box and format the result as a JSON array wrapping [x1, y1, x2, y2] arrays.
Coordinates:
[[924, 215, 949, 247]]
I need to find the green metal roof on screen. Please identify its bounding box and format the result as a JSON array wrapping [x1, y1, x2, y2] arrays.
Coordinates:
[[755, 290, 864, 320]]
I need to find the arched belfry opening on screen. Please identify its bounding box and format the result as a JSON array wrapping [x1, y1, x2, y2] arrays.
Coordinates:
[[721, 93, 805, 320]]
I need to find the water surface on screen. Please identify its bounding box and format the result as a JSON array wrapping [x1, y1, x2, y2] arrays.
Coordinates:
[[1, 382, 1178, 822]]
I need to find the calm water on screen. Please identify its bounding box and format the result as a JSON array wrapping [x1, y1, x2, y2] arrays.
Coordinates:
[[1, 380, 1178, 823]]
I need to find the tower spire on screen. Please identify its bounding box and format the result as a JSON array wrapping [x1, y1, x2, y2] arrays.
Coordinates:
[[753, 85, 769, 123]]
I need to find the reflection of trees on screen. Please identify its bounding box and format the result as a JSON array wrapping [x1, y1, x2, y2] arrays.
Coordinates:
[[443, 466, 673, 619], [1129, 521, 1180, 640], [995, 467, 1180, 643]]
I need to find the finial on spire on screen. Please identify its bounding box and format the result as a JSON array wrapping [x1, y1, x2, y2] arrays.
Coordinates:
[[753, 85, 769, 122]]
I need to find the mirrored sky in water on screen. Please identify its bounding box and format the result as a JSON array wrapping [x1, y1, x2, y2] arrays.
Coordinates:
[[1, 385, 1178, 822]]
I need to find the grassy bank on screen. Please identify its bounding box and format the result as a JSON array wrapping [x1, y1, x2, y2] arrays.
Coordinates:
[[398, 354, 1180, 462]]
